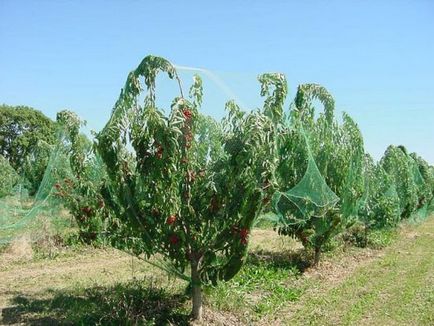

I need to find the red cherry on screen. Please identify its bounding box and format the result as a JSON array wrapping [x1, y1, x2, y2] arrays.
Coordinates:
[[169, 234, 179, 245], [182, 109, 192, 120], [239, 228, 249, 245], [156, 145, 164, 159], [166, 215, 177, 225], [240, 228, 249, 238]]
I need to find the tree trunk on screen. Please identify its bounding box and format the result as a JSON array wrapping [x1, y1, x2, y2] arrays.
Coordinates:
[[313, 246, 321, 267], [190, 260, 203, 321]]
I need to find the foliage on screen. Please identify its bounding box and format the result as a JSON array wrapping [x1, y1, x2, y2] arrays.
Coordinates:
[[0, 104, 56, 177], [95, 55, 278, 320], [2, 56, 434, 322], [54, 110, 111, 244], [0, 154, 19, 197], [343, 221, 397, 249]]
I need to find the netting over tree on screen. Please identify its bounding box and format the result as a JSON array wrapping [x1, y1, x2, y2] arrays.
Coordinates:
[[0, 113, 110, 246], [272, 83, 366, 264], [0, 129, 72, 245], [273, 128, 339, 221]]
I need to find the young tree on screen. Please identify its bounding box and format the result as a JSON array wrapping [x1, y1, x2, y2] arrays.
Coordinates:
[[380, 145, 419, 219], [356, 154, 400, 246], [409, 152, 434, 209], [95, 55, 278, 320], [273, 84, 365, 266]]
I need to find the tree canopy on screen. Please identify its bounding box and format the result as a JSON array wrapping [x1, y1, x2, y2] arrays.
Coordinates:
[[0, 104, 56, 170]]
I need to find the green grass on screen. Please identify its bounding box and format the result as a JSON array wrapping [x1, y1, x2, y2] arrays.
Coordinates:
[[207, 254, 303, 321], [365, 227, 397, 249], [284, 217, 434, 325]]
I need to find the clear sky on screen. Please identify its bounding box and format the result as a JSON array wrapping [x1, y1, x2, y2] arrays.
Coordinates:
[[1, 0, 433, 163]]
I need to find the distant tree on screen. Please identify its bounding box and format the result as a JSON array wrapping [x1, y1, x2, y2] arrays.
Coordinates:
[[0, 104, 56, 168], [0, 105, 56, 192], [21, 139, 53, 195]]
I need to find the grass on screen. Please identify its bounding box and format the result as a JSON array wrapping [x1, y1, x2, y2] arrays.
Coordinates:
[[281, 218, 434, 325], [0, 216, 433, 325], [207, 253, 303, 321], [365, 227, 397, 249]]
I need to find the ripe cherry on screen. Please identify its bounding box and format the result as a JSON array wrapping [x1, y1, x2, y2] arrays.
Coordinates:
[[182, 108, 192, 120], [156, 145, 164, 159], [239, 228, 249, 245], [166, 215, 177, 225]]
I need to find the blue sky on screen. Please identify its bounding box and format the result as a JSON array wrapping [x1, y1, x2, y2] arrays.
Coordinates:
[[1, 0, 433, 163]]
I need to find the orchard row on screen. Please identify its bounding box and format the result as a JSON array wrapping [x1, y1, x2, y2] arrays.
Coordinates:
[[23, 56, 434, 321]]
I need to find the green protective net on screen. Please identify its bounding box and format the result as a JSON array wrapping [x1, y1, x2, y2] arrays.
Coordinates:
[[358, 152, 402, 228], [410, 203, 430, 222], [383, 184, 401, 225], [0, 128, 78, 246], [273, 126, 340, 221], [340, 164, 365, 223], [411, 160, 425, 187], [274, 153, 339, 219], [407, 155, 433, 222]]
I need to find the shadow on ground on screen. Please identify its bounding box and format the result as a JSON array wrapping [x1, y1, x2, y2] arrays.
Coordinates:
[[1, 280, 190, 325]]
